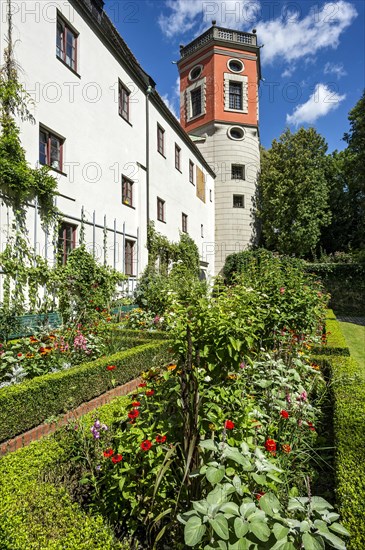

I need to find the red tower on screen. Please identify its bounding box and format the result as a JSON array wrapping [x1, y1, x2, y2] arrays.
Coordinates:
[[178, 24, 261, 273]]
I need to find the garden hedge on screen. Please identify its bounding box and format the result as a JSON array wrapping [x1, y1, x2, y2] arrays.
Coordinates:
[[312, 311, 350, 356], [0, 396, 131, 549], [330, 354, 365, 549], [103, 326, 170, 340], [312, 315, 365, 549], [0, 340, 171, 442], [305, 262, 365, 315]]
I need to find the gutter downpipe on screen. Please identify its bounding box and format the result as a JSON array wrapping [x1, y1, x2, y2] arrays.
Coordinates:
[[145, 85, 153, 228]]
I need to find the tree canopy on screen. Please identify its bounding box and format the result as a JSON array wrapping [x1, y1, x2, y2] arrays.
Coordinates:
[[257, 127, 331, 257]]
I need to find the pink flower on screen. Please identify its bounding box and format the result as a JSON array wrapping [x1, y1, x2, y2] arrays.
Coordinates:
[[280, 287, 285, 294], [297, 390, 307, 402]]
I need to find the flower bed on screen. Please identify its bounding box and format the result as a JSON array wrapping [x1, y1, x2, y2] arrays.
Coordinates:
[[0, 320, 151, 388], [0, 340, 171, 442]]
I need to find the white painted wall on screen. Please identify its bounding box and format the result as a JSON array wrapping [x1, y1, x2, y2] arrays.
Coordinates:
[[0, 0, 216, 287], [193, 122, 260, 274]]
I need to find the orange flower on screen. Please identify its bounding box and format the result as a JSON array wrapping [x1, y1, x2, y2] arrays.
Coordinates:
[[26, 352, 34, 359], [282, 444, 291, 454], [167, 364, 177, 371]]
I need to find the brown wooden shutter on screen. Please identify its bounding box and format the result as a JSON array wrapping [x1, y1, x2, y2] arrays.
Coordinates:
[[196, 166, 205, 203]]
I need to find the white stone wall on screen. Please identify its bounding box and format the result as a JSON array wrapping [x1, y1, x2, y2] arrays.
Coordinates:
[[193, 122, 260, 274], [0, 0, 216, 288]]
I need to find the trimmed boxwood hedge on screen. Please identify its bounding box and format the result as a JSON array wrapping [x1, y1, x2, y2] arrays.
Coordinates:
[[330, 354, 365, 549], [312, 310, 350, 356], [312, 315, 364, 549], [0, 396, 131, 549], [0, 340, 171, 443], [103, 326, 170, 340]]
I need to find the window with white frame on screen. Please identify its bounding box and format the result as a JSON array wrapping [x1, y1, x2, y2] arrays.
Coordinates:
[[157, 197, 165, 222], [231, 164, 245, 180], [39, 127, 64, 171], [125, 240, 135, 276], [182, 213, 188, 233], [224, 73, 248, 113], [189, 160, 194, 184], [58, 222, 76, 264], [175, 144, 181, 171], [157, 124, 165, 156], [122, 175, 133, 207], [56, 15, 78, 72], [119, 81, 130, 121], [233, 194, 245, 208], [185, 77, 206, 121]]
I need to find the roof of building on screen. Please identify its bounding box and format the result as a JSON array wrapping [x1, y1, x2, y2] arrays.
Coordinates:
[[72, 0, 216, 179]]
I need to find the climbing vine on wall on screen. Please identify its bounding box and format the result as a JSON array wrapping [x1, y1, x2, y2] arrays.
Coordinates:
[[0, 3, 58, 228], [135, 222, 201, 312], [0, 0, 59, 316]]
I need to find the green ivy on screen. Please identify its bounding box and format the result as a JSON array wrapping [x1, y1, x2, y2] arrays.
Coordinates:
[[0, 16, 58, 228]]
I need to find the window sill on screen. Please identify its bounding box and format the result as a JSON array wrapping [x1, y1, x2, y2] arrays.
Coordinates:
[[158, 151, 166, 159], [119, 114, 133, 127], [190, 181, 195, 186], [40, 163, 67, 177], [122, 202, 135, 210], [224, 108, 247, 114], [187, 112, 205, 123], [56, 55, 81, 78], [175, 167, 182, 173], [157, 218, 166, 224]]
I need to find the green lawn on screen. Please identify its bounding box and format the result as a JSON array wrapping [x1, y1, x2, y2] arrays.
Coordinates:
[[337, 321, 365, 368]]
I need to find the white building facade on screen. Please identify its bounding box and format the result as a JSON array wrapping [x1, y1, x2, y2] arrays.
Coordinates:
[[0, 0, 216, 298]]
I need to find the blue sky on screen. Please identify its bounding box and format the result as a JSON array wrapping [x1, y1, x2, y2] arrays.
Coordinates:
[[104, 0, 364, 153]]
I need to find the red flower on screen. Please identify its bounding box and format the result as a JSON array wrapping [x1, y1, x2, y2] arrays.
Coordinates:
[[111, 454, 123, 464], [265, 439, 277, 453], [282, 444, 291, 454], [138, 382, 147, 388], [146, 390, 154, 397], [128, 409, 140, 420], [307, 422, 316, 431], [131, 401, 141, 407], [106, 365, 116, 371], [141, 440, 152, 451], [17, 353, 22, 357], [280, 287, 285, 294], [103, 448, 114, 458], [156, 434, 167, 444], [280, 410, 289, 419], [256, 492, 265, 500], [224, 420, 235, 430]]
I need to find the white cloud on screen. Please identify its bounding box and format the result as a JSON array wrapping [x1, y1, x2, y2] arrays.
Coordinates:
[[256, 1, 357, 65], [281, 65, 296, 78], [158, 0, 260, 38], [286, 83, 346, 126], [161, 92, 179, 119], [324, 62, 347, 78]]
